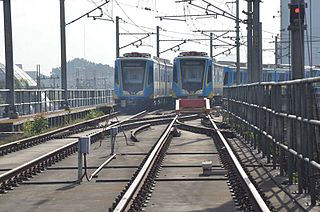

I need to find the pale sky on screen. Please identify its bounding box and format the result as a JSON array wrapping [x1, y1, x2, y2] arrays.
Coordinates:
[[0, 0, 280, 75]]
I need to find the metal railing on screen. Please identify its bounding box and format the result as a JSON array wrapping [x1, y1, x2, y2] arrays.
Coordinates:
[[0, 89, 113, 118], [223, 76, 320, 205]]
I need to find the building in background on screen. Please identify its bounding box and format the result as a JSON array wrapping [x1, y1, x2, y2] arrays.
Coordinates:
[[0, 62, 36, 89], [280, 0, 320, 66], [25, 71, 59, 89]]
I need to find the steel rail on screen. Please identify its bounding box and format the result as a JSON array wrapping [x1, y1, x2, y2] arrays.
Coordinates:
[[0, 112, 118, 156], [130, 124, 151, 142], [89, 154, 117, 181], [113, 115, 178, 212], [121, 113, 177, 124], [90, 114, 198, 138], [0, 141, 78, 192], [176, 120, 214, 136], [208, 115, 270, 212]]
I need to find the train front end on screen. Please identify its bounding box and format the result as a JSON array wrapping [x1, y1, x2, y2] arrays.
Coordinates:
[[172, 51, 213, 113], [114, 52, 154, 111]]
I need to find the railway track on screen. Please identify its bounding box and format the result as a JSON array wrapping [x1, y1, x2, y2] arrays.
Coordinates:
[[109, 114, 271, 212], [0, 110, 278, 211]]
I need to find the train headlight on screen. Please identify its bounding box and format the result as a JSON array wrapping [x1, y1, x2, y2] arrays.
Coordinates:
[[195, 89, 203, 95], [172, 91, 177, 98], [123, 90, 130, 96], [181, 89, 189, 95], [113, 91, 118, 99], [136, 90, 144, 96]]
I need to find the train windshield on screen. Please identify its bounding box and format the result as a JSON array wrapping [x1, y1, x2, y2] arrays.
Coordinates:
[[180, 59, 205, 92], [121, 60, 146, 93]]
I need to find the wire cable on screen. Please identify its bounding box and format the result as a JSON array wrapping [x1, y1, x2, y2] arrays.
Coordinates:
[[81, 153, 91, 181]]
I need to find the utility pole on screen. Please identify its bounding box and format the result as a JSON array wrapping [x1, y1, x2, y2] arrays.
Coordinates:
[[210, 32, 213, 58], [252, 0, 262, 82], [235, 0, 240, 84], [309, 0, 313, 75], [156, 26, 160, 57], [3, 0, 18, 118], [288, 0, 305, 79], [60, 0, 68, 109], [275, 36, 278, 70], [247, 0, 253, 83], [36, 64, 41, 89], [116, 16, 120, 58]]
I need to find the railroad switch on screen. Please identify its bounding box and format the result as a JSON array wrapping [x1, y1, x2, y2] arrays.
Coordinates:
[[171, 126, 181, 137]]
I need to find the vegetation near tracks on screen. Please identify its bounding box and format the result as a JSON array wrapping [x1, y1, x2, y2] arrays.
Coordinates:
[[23, 113, 49, 136], [86, 109, 104, 120], [0, 109, 105, 146]]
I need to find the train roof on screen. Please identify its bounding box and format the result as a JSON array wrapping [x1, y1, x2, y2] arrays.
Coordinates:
[[175, 51, 211, 59], [116, 54, 172, 66]]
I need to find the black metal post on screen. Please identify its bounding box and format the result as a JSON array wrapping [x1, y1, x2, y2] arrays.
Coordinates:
[[116, 16, 120, 58], [259, 22, 262, 78], [60, 0, 68, 109], [309, 0, 313, 71], [3, 0, 18, 118], [210, 32, 213, 58], [236, 0, 240, 84], [247, 0, 253, 83], [252, 0, 262, 82], [156, 26, 160, 57], [289, 0, 305, 79], [37, 64, 41, 89], [275, 36, 278, 70]]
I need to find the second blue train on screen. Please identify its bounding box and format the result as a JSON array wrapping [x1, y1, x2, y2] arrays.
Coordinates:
[[172, 51, 214, 99]]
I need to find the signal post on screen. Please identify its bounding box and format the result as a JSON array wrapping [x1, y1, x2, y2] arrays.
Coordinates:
[[288, 0, 306, 79]]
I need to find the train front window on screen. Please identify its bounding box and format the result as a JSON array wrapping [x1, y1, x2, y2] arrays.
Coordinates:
[[180, 59, 205, 93], [121, 60, 146, 94]]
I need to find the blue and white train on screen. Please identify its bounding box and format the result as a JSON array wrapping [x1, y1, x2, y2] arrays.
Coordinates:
[[213, 64, 320, 96], [172, 51, 214, 99], [114, 52, 173, 111]]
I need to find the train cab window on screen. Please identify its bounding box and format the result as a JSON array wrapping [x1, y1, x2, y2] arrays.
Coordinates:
[[279, 73, 285, 81], [224, 71, 229, 85], [262, 73, 267, 81], [207, 63, 212, 83], [305, 71, 310, 78], [173, 65, 178, 83], [121, 60, 146, 93], [148, 63, 153, 85], [268, 73, 273, 81], [234, 71, 238, 84], [244, 72, 248, 83]]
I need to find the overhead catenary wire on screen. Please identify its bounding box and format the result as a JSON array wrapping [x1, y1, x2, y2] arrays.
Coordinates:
[[66, 0, 111, 25]]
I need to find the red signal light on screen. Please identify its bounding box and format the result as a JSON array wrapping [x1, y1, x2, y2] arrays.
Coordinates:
[[294, 7, 300, 14]]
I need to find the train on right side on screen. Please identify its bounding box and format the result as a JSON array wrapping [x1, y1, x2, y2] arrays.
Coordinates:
[[172, 51, 320, 106]]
